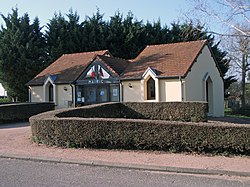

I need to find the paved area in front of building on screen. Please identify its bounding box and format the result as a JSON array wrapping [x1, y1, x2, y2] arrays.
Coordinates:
[[0, 121, 250, 177]]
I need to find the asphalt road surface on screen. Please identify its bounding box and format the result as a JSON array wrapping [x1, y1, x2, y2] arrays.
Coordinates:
[[0, 158, 249, 187]]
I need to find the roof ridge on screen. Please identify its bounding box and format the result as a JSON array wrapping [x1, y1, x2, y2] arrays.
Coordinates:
[[146, 40, 207, 48], [98, 55, 130, 61], [62, 50, 108, 56]]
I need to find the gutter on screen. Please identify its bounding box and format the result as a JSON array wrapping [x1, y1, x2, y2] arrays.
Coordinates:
[[70, 83, 75, 107]]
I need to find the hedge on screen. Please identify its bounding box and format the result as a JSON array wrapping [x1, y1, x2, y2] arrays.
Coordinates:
[[0, 102, 55, 123], [56, 102, 208, 122], [30, 102, 250, 155], [30, 117, 250, 156]]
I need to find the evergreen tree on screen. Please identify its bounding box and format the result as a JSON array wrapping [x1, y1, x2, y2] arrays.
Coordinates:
[[82, 9, 107, 51], [0, 8, 46, 101], [45, 12, 68, 63]]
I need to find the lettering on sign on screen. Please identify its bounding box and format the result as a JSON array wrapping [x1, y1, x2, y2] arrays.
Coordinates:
[[88, 79, 104, 84]]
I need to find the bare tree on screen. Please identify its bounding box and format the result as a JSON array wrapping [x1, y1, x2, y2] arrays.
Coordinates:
[[186, 0, 250, 37], [225, 28, 250, 106]]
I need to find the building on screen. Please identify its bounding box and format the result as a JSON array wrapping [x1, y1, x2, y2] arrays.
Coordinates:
[[27, 40, 224, 117], [0, 83, 7, 97]]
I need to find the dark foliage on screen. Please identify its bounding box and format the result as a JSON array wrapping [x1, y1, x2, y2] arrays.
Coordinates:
[[0, 102, 54, 123], [0, 9, 234, 101]]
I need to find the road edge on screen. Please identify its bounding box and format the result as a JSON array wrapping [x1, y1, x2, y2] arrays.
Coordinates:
[[1, 153, 250, 177]]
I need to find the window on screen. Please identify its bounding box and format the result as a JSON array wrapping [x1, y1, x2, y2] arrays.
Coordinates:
[[147, 77, 155, 100], [48, 84, 53, 102], [76, 84, 120, 104]]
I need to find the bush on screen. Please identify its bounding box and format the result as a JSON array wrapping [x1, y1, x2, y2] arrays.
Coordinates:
[[56, 102, 208, 122], [0, 102, 55, 123], [30, 117, 250, 155], [29, 102, 250, 156], [0, 97, 11, 103]]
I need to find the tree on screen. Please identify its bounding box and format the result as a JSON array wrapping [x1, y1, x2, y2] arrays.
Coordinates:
[[82, 9, 107, 52], [226, 30, 250, 106], [186, 0, 250, 37], [0, 8, 46, 101]]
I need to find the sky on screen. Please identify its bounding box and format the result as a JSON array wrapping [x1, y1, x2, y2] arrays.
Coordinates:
[[0, 0, 189, 27], [0, 0, 191, 95]]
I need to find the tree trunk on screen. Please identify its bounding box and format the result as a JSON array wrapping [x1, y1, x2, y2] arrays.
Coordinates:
[[241, 52, 246, 107]]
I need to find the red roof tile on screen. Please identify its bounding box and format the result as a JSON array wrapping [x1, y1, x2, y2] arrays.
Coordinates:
[[97, 55, 130, 76], [121, 40, 207, 79], [27, 40, 208, 86], [27, 50, 110, 85]]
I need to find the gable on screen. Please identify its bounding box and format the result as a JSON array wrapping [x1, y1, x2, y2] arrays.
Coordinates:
[[121, 40, 207, 79], [78, 60, 115, 81], [26, 50, 110, 86], [185, 45, 223, 80]]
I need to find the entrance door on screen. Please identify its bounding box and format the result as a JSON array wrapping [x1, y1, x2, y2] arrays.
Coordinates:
[[97, 86, 108, 102], [84, 86, 96, 103]]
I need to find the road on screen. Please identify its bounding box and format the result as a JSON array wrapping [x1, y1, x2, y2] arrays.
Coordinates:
[[0, 158, 249, 187]]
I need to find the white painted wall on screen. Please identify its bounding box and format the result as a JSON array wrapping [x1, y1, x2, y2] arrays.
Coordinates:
[[122, 80, 144, 102], [30, 86, 43, 102], [159, 79, 182, 102], [30, 84, 73, 109], [184, 45, 224, 117], [0, 83, 7, 96], [56, 84, 73, 109]]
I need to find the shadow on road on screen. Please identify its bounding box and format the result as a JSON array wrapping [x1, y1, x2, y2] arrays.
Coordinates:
[[0, 122, 30, 129]]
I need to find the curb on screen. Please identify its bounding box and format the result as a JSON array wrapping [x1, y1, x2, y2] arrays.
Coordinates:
[[1, 153, 250, 177]]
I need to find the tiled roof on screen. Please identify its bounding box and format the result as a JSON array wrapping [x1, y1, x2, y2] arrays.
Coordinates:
[[121, 40, 207, 79], [27, 40, 208, 86], [27, 50, 110, 85], [97, 55, 130, 76]]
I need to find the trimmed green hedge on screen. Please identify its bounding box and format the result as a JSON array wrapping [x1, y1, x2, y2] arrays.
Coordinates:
[[122, 102, 207, 122], [30, 117, 250, 155], [0, 102, 55, 123], [30, 102, 250, 155], [56, 102, 208, 122]]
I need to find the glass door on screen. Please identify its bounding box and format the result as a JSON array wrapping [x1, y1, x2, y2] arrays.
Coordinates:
[[84, 86, 96, 103], [97, 86, 108, 102]]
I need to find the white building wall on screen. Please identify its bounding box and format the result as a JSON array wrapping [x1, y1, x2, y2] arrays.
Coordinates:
[[30, 86, 43, 102], [184, 45, 224, 117], [159, 79, 182, 102], [56, 84, 73, 109], [122, 80, 144, 102]]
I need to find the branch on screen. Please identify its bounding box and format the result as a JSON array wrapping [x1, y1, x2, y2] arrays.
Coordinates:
[[193, 0, 250, 37], [224, 0, 250, 23], [205, 30, 250, 37]]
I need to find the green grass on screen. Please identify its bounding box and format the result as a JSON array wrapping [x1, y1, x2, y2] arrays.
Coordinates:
[[0, 97, 11, 102], [225, 113, 250, 119]]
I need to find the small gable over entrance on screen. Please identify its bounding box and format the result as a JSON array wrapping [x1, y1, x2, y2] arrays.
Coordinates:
[[75, 55, 129, 105]]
